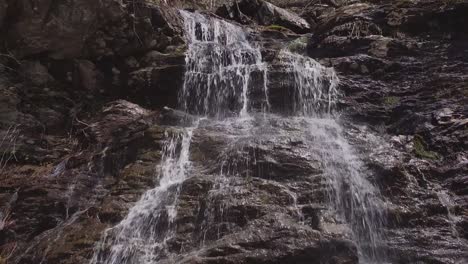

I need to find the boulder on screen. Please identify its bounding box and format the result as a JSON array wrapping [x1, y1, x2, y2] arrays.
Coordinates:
[[83, 100, 153, 146]]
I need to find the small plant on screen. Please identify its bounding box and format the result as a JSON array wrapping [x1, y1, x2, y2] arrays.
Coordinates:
[[413, 135, 439, 160], [462, 86, 468, 97], [0, 242, 17, 264], [266, 24, 290, 32], [0, 125, 20, 174], [287, 36, 308, 53], [383, 96, 400, 106]]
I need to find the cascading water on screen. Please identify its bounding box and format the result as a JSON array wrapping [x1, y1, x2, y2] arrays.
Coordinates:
[[90, 128, 195, 264], [437, 190, 460, 238], [91, 10, 386, 264], [277, 50, 340, 116], [302, 118, 386, 262], [275, 49, 386, 262], [90, 10, 264, 264], [180, 10, 267, 118]]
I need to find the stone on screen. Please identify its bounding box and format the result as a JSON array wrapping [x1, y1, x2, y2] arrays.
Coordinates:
[[84, 100, 152, 145], [20, 61, 52, 86], [256, 1, 310, 33], [127, 64, 185, 108], [160, 107, 199, 126], [220, 0, 311, 33], [73, 60, 103, 91]]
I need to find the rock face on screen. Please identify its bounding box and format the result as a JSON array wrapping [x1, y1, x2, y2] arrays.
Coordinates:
[[0, 1, 467, 264], [305, 1, 468, 263], [218, 0, 311, 33], [4, 0, 122, 59]]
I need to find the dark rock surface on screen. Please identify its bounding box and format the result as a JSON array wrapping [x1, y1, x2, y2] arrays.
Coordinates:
[[304, 1, 468, 263], [217, 0, 311, 33], [0, 0, 467, 264]]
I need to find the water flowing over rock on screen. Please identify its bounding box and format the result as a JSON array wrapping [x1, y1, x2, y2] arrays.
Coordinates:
[[91, 125, 196, 264], [1, 1, 467, 264], [268, 50, 339, 115], [180, 10, 267, 118], [89, 9, 386, 264]]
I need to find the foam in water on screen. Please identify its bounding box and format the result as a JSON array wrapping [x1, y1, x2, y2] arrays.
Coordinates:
[[277, 50, 340, 116], [437, 190, 460, 238], [180, 10, 267, 118], [303, 118, 386, 262], [90, 127, 195, 264], [278, 49, 385, 262]]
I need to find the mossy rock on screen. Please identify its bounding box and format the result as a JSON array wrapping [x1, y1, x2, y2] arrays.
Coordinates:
[[287, 36, 308, 53], [413, 135, 439, 160]]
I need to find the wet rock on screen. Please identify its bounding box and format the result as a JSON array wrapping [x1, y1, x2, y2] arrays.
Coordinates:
[[299, 1, 468, 262], [82, 100, 153, 146], [122, 39, 186, 109], [160, 107, 199, 126], [1, 100, 172, 263], [127, 63, 185, 108], [141, 50, 186, 68], [148, 0, 236, 11], [220, 0, 311, 33]]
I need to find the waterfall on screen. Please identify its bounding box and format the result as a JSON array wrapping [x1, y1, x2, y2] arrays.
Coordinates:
[[91, 10, 386, 264], [277, 50, 340, 116], [90, 127, 196, 264], [437, 190, 460, 238], [277, 50, 386, 262], [180, 10, 267, 119], [303, 118, 386, 262]]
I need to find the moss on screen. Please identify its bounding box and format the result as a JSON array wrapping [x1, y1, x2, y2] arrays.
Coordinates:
[[413, 135, 439, 160], [462, 86, 468, 97], [383, 96, 400, 106], [73, 236, 96, 247], [287, 36, 308, 53], [172, 45, 187, 56], [266, 24, 290, 32], [396, 0, 414, 4], [258, 191, 272, 204]]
